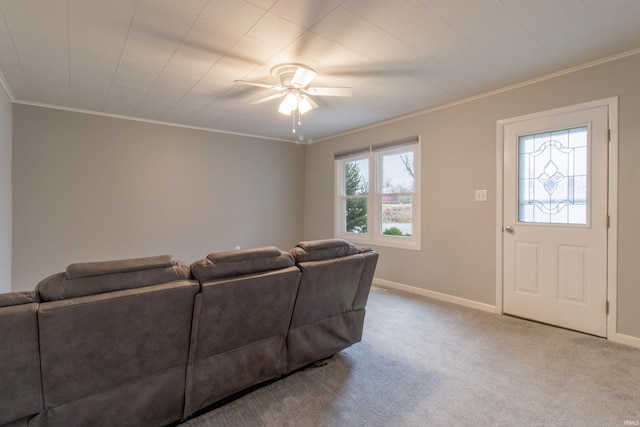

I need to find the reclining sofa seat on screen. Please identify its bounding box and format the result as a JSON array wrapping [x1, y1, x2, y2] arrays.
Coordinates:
[[0, 292, 42, 427], [185, 246, 301, 417], [286, 238, 378, 373], [31, 255, 197, 427]]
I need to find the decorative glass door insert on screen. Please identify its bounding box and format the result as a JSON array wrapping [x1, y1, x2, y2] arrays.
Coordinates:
[[518, 126, 588, 225]]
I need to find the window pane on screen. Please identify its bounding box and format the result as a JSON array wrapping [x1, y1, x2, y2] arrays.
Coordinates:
[[344, 159, 369, 196], [345, 197, 367, 233], [518, 127, 588, 225], [381, 195, 412, 236], [382, 152, 414, 194]]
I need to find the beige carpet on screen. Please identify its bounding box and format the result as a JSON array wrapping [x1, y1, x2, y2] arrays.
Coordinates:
[[180, 286, 640, 426]]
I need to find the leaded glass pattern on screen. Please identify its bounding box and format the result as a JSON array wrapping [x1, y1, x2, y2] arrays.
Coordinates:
[[518, 127, 588, 225]]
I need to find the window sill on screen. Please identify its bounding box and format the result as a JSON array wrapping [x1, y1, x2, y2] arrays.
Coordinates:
[[335, 233, 421, 251]]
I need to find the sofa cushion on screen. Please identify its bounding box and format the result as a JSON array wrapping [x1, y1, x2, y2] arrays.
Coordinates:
[[0, 291, 37, 308], [191, 246, 295, 281], [290, 238, 360, 263], [36, 255, 192, 301]]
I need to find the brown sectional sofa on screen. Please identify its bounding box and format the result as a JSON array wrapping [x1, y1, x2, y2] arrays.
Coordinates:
[[0, 239, 378, 427]]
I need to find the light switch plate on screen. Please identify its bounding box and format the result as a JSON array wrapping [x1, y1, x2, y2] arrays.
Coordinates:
[[475, 189, 488, 202]]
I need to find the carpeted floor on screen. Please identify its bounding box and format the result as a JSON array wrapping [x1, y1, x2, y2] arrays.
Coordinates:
[[180, 286, 640, 426]]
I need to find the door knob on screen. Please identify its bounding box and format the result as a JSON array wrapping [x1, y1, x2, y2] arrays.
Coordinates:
[[505, 226, 515, 234]]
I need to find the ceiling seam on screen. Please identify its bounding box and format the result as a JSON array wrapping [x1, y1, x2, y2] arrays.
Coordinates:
[[176, 9, 274, 126], [0, 2, 30, 100], [315, 48, 640, 143], [102, 0, 141, 113], [498, 0, 551, 58]]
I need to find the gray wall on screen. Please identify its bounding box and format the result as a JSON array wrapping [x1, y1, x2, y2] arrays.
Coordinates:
[[8, 53, 640, 341], [0, 86, 11, 293], [304, 53, 640, 340], [12, 105, 305, 291]]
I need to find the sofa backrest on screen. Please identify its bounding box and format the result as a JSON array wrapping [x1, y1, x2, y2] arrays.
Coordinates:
[[289, 238, 360, 262], [190, 245, 295, 281], [0, 290, 38, 308], [185, 246, 301, 416], [0, 291, 42, 426], [289, 238, 375, 329], [286, 239, 378, 372], [34, 256, 199, 427], [36, 254, 191, 301], [189, 246, 300, 356]]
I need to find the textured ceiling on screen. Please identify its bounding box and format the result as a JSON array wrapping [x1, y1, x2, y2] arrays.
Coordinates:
[[1, 0, 640, 143]]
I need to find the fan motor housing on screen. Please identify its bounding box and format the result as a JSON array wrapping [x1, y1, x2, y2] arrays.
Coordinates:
[[271, 64, 315, 88]]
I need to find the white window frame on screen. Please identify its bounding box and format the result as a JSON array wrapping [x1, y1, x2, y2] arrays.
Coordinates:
[[334, 136, 421, 250]]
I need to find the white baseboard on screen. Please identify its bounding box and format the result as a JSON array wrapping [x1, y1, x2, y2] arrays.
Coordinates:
[[614, 333, 640, 349], [373, 278, 497, 313], [372, 278, 640, 349]]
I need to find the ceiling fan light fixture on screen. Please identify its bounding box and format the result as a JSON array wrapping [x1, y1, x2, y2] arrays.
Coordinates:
[[239, 63, 352, 131], [278, 91, 298, 115]]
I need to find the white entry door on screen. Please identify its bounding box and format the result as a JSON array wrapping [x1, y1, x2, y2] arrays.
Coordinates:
[[502, 103, 609, 337]]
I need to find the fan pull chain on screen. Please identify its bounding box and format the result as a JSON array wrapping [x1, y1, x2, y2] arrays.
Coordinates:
[[292, 107, 304, 133]]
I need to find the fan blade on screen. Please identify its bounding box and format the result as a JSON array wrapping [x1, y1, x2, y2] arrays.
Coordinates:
[[305, 95, 319, 109], [305, 86, 353, 97], [291, 67, 317, 88], [251, 93, 285, 104], [234, 80, 283, 90]]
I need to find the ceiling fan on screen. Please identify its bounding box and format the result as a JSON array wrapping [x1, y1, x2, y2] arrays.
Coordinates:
[[234, 63, 353, 133]]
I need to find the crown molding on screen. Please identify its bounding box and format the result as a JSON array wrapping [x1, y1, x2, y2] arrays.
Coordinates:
[[316, 48, 640, 143]]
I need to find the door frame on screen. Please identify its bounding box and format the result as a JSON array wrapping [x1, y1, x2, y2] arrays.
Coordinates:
[[495, 97, 618, 340]]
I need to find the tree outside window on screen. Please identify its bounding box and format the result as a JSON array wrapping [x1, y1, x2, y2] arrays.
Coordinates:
[[344, 160, 368, 233]]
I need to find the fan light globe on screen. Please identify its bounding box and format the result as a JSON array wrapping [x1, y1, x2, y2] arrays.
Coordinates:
[[278, 91, 298, 115], [278, 90, 316, 116], [298, 95, 314, 114]]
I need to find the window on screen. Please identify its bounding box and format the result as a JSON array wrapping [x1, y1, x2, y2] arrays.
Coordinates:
[[335, 136, 421, 250]]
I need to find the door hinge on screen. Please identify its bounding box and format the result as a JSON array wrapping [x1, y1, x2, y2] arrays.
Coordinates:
[[607, 128, 611, 142], [607, 215, 610, 228], [606, 301, 610, 314]]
